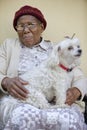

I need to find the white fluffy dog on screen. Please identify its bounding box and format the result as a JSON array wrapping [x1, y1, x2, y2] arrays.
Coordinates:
[[1, 37, 82, 112]]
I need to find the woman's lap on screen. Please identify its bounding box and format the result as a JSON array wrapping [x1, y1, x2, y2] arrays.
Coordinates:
[[0, 103, 86, 130]]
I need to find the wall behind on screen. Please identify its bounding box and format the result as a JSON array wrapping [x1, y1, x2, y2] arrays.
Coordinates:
[[0, 0, 87, 75]]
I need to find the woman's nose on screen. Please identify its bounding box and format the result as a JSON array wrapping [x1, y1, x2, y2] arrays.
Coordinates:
[[23, 26, 31, 33]]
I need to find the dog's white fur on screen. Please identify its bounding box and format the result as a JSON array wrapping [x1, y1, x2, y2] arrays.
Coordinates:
[[1, 37, 82, 114]]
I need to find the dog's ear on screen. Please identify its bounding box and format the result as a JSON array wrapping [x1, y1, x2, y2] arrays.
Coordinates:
[[46, 44, 60, 67], [57, 46, 63, 56], [53, 44, 61, 57], [58, 46, 61, 52]]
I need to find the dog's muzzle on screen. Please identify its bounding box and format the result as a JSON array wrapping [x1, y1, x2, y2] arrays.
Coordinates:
[[75, 49, 82, 57]]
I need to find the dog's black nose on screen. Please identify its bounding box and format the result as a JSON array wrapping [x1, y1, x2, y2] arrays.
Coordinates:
[[78, 49, 82, 54]]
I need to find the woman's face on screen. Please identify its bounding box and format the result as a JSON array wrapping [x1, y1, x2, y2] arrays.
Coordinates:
[[16, 15, 44, 47]]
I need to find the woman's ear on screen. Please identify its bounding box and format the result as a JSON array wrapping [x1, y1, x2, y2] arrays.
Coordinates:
[[40, 23, 45, 32]]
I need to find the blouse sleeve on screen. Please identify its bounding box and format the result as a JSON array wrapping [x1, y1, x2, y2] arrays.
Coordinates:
[[71, 67, 87, 100]]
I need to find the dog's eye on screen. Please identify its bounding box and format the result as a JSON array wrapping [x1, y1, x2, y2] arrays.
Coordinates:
[[77, 45, 80, 48], [68, 46, 73, 50]]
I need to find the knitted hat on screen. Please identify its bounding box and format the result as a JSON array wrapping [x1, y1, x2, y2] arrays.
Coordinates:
[[13, 5, 47, 31]]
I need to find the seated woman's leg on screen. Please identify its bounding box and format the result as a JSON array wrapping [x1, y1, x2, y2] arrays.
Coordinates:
[[3, 104, 86, 130], [4, 104, 44, 130], [41, 106, 85, 130]]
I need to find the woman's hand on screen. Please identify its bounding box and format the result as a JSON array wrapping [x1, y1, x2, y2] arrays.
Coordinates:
[[1, 77, 29, 100], [65, 87, 81, 105]]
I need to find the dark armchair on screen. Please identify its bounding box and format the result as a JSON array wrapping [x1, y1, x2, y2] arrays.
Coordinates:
[[83, 94, 87, 124]]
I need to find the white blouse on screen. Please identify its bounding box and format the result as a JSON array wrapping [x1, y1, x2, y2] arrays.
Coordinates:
[[18, 39, 53, 75]]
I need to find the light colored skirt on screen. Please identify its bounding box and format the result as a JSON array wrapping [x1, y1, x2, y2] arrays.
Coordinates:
[[0, 101, 87, 130]]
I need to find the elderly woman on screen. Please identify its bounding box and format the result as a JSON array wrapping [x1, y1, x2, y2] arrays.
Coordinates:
[[0, 5, 87, 130]]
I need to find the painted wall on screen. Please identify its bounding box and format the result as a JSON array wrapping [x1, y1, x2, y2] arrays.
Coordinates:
[[0, 0, 87, 75]]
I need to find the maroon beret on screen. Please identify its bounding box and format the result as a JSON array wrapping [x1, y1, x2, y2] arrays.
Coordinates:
[[13, 5, 47, 31]]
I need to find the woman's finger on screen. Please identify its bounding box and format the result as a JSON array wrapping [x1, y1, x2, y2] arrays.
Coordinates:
[[10, 88, 27, 100], [65, 89, 75, 105]]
